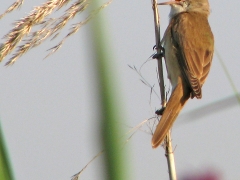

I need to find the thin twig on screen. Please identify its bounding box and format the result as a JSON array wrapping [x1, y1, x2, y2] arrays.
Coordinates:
[[72, 117, 155, 179], [71, 150, 105, 180], [128, 64, 161, 100]]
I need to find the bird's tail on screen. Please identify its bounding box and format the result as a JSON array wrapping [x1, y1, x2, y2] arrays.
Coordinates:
[[152, 79, 190, 148]]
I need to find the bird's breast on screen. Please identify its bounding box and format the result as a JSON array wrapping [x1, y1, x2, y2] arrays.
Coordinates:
[[164, 31, 182, 91]]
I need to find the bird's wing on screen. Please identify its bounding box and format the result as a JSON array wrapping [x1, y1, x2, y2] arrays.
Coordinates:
[[171, 12, 214, 98]]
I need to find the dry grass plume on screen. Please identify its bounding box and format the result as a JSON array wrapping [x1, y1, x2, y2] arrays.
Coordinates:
[[0, 0, 112, 65]]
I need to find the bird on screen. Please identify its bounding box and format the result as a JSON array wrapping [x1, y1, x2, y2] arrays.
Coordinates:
[[152, 0, 214, 148]]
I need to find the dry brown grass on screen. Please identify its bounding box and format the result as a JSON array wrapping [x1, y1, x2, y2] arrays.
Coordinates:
[[0, 0, 24, 19], [0, 0, 112, 65]]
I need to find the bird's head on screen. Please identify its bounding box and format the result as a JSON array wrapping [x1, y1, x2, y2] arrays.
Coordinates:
[[158, 0, 210, 18]]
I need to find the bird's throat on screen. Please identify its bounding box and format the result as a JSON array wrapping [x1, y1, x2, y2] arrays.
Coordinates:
[[169, 4, 187, 18]]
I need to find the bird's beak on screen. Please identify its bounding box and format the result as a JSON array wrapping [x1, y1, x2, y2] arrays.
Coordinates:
[[158, 0, 182, 5]]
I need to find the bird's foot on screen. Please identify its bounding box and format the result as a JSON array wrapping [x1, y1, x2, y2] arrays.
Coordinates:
[[155, 107, 165, 115], [152, 53, 164, 59], [152, 45, 165, 59]]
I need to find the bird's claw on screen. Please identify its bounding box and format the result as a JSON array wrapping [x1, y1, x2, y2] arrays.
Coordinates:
[[152, 53, 164, 59], [152, 45, 165, 59], [153, 45, 157, 50], [155, 107, 165, 115]]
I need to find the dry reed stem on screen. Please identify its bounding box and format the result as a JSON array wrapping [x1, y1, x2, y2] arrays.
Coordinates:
[[151, 1, 177, 179], [0, 0, 24, 19]]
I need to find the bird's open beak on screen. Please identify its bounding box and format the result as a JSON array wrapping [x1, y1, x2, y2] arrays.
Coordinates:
[[158, 0, 182, 5]]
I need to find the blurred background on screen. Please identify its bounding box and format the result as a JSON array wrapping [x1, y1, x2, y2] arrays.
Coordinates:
[[0, 0, 239, 179]]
